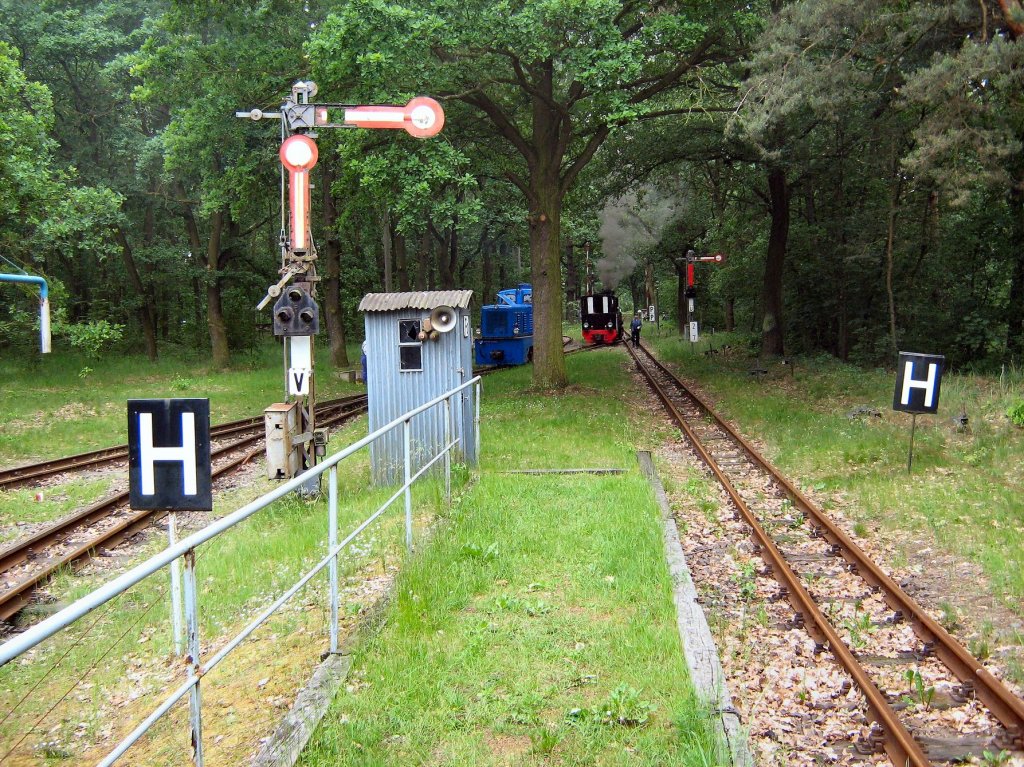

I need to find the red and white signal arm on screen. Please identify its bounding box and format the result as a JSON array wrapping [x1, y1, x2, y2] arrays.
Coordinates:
[[697, 253, 725, 263], [315, 97, 445, 138], [280, 134, 319, 253]]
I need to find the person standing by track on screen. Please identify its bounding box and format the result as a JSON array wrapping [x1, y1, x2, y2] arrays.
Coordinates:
[[630, 313, 642, 347]]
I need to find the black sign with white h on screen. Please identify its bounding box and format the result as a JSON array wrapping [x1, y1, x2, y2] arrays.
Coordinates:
[[128, 399, 212, 511], [892, 352, 945, 415]]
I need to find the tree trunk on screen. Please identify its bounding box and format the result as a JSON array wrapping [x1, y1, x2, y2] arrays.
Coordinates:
[[394, 233, 411, 292], [644, 261, 656, 319], [206, 210, 230, 368], [834, 131, 849, 361], [182, 203, 229, 367], [725, 297, 735, 332], [379, 207, 393, 292], [437, 225, 457, 289], [498, 248, 509, 294], [563, 240, 578, 319], [322, 159, 349, 367], [675, 260, 688, 335], [416, 230, 430, 290], [482, 241, 494, 307], [1007, 183, 1024, 361], [191, 276, 204, 343], [112, 225, 158, 360], [884, 160, 905, 358], [761, 167, 789, 357], [527, 168, 567, 388]]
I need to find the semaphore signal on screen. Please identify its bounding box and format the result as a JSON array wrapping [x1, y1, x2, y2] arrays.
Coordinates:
[[237, 81, 446, 491]]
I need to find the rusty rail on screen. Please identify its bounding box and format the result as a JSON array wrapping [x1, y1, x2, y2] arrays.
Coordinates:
[[626, 341, 1024, 764], [0, 394, 367, 491], [0, 399, 368, 622]]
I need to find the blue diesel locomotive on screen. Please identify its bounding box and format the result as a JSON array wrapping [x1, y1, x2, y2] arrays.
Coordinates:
[[474, 284, 534, 366]]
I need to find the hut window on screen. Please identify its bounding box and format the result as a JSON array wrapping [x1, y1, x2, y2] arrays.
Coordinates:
[[398, 319, 422, 371]]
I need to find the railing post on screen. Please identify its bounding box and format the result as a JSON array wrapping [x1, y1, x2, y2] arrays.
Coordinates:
[[328, 466, 339, 654], [444, 397, 452, 506], [168, 514, 184, 656], [475, 380, 481, 466], [403, 419, 413, 552], [183, 549, 204, 766]]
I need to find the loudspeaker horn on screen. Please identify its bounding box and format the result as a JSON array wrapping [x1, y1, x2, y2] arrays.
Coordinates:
[[429, 305, 457, 333]]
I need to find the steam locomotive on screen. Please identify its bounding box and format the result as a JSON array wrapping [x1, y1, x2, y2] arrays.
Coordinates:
[[581, 290, 623, 345], [474, 284, 534, 365]]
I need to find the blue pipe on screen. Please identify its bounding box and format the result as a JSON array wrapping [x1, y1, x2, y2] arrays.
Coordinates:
[[1, 273, 48, 299], [1, 273, 51, 352]]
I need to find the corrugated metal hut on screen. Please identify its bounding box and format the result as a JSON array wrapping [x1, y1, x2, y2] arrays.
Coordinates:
[[359, 290, 476, 484]]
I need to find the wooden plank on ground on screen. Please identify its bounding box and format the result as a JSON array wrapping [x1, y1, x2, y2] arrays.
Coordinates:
[[250, 653, 352, 767]]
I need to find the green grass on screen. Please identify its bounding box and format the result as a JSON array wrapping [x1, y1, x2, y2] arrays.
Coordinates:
[[300, 350, 723, 767], [0, 339, 365, 463], [0, 479, 117, 545], [0, 334, 414, 763], [0, 410, 440, 764], [0, 339, 365, 537], [0, 344, 723, 765], [4, 329, 1021, 764]]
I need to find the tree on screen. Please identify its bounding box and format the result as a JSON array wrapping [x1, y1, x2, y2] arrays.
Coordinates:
[[2, 0, 164, 359], [0, 41, 63, 263], [899, 19, 1024, 360], [726, 0, 992, 359], [133, 0, 316, 366], [309, 0, 755, 388]]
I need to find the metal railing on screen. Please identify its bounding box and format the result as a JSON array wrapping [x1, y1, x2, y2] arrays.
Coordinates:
[[0, 376, 481, 766]]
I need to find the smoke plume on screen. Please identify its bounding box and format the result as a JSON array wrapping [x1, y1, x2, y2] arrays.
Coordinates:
[[596, 188, 676, 289]]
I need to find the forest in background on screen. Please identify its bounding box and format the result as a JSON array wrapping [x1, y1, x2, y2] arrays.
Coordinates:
[[1, 0, 1022, 384]]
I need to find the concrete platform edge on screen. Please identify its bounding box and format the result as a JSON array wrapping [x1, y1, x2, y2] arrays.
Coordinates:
[[637, 450, 753, 767]]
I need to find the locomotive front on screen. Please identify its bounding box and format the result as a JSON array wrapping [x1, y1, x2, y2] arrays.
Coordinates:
[[474, 284, 534, 365], [581, 291, 623, 345]]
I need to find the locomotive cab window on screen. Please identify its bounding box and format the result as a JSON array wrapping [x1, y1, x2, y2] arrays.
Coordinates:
[[398, 319, 422, 372]]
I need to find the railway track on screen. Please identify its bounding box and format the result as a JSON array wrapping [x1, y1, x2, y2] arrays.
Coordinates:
[[0, 393, 369, 492], [0, 396, 368, 623], [626, 342, 1024, 766]]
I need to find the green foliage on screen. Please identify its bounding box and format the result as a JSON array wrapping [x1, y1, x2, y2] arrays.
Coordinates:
[[902, 669, 936, 710], [309, 0, 758, 386], [0, 40, 65, 256], [3, 0, 1022, 373], [459, 541, 498, 561], [1007, 401, 1024, 427], [583, 684, 656, 727], [58, 318, 125, 358], [529, 726, 561, 755], [900, 34, 1024, 202], [981, 749, 1012, 766], [731, 560, 758, 601]]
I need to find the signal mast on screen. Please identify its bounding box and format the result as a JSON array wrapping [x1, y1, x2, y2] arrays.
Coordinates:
[[237, 81, 445, 487], [682, 249, 725, 346], [583, 240, 594, 294]]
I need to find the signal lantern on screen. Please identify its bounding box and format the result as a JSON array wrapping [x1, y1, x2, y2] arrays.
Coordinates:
[[272, 285, 320, 336]]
